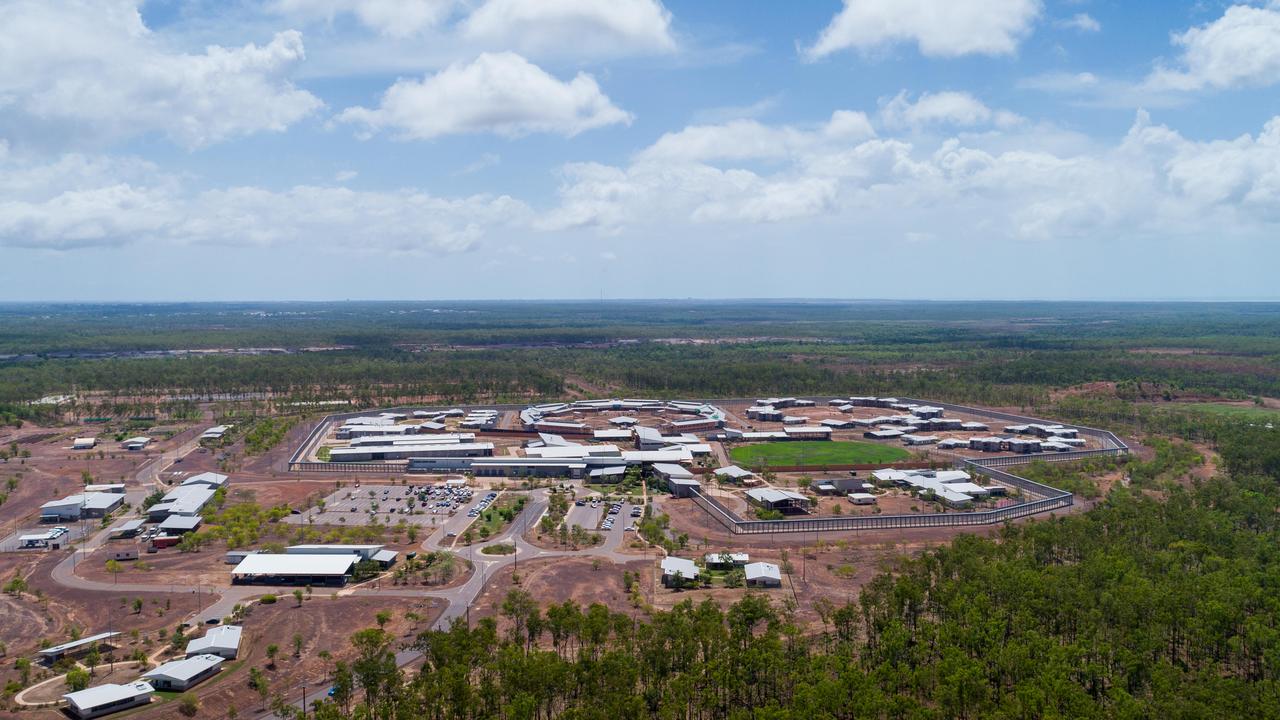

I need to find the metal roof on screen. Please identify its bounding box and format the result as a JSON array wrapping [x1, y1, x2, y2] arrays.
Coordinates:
[[660, 557, 699, 578], [744, 561, 781, 581], [181, 471, 228, 487], [64, 681, 152, 711], [232, 553, 358, 577], [143, 654, 224, 683], [186, 625, 242, 656], [39, 631, 120, 657], [746, 488, 809, 504]]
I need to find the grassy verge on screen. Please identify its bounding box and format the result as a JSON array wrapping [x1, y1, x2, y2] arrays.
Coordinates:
[[730, 441, 910, 468]]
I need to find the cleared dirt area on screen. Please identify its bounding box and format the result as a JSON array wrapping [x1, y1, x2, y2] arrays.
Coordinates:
[[125, 596, 442, 720], [469, 556, 652, 629], [77, 544, 240, 589]]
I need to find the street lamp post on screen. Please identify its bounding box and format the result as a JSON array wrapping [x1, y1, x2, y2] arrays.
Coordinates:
[[301, 683, 307, 720]]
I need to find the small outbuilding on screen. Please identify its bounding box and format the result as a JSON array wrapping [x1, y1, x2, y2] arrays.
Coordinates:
[[744, 561, 782, 588]]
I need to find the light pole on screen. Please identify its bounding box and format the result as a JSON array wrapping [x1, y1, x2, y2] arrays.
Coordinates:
[[301, 683, 307, 719]]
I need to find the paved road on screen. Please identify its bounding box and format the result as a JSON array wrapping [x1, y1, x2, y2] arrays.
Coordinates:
[[41, 441, 657, 720]]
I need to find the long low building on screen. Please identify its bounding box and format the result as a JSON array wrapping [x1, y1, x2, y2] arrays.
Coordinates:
[[286, 544, 384, 561], [63, 681, 153, 719], [231, 553, 358, 585], [329, 442, 495, 462], [39, 632, 120, 662], [147, 485, 216, 520], [347, 433, 475, 447], [746, 488, 812, 512], [142, 654, 224, 691], [40, 492, 123, 521]]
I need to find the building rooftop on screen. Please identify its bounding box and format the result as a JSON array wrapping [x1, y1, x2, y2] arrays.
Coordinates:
[[232, 553, 358, 577], [181, 471, 228, 487], [186, 625, 242, 656], [63, 681, 152, 711], [39, 631, 120, 657], [746, 488, 809, 504], [714, 465, 753, 480], [661, 556, 699, 579], [744, 561, 781, 582], [143, 654, 224, 683]]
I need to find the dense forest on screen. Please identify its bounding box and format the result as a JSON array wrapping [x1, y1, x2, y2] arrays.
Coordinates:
[[287, 422, 1280, 719], [2, 302, 1280, 416]]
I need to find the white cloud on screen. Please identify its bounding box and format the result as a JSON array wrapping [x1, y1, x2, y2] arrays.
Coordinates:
[[0, 0, 322, 149], [272, 0, 457, 38], [339, 52, 631, 140], [1146, 3, 1280, 92], [0, 151, 529, 252], [461, 0, 675, 59], [637, 111, 874, 165], [539, 107, 1280, 246], [879, 91, 1023, 129], [1057, 13, 1101, 33], [804, 0, 1042, 59]]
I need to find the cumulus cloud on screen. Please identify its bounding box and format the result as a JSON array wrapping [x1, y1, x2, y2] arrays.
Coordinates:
[[338, 52, 631, 139], [0, 0, 321, 149], [1145, 3, 1280, 92], [0, 151, 529, 252], [879, 91, 1023, 129], [272, 0, 458, 38], [637, 111, 874, 164], [539, 107, 1280, 246], [461, 0, 676, 58], [804, 0, 1042, 60]]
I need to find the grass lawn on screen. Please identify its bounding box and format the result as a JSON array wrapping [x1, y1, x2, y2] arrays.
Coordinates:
[[1172, 403, 1280, 421], [730, 441, 910, 468]]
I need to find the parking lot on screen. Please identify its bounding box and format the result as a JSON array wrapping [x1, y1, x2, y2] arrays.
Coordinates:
[[0, 523, 86, 552], [287, 483, 476, 527], [565, 501, 601, 531]]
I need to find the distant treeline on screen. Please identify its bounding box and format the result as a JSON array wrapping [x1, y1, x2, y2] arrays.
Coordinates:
[[2, 302, 1279, 412], [3, 300, 1280, 354]]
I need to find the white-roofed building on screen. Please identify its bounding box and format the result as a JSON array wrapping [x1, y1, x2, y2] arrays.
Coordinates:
[[148, 485, 215, 520], [286, 544, 384, 561], [63, 681, 152, 719], [784, 426, 833, 440], [40, 492, 123, 520], [703, 552, 749, 569], [186, 625, 242, 659], [847, 492, 877, 505], [744, 561, 782, 588], [72, 437, 97, 450], [634, 426, 666, 450], [180, 471, 228, 488], [120, 436, 151, 451], [158, 515, 202, 535], [231, 553, 358, 585], [143, 654, 224, 691], [38, 632, 120, 662], [714, 465, 754, 483], [745, 488, 812, 513], [661, 557, 700, 587]]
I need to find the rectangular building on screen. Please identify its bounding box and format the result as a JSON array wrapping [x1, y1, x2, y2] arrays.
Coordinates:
[[142, 654, 223, 691], [231, 553, 358, 586], [63, 681, 152, 719], [186, 625, 242, 660]]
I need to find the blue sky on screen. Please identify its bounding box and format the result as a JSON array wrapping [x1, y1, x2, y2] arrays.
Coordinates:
[[2, 0, 1279, 301]]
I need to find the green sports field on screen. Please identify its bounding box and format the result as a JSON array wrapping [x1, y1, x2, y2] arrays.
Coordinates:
[[1171, 403, 1280, 421], [729, 441, 910, 468]]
